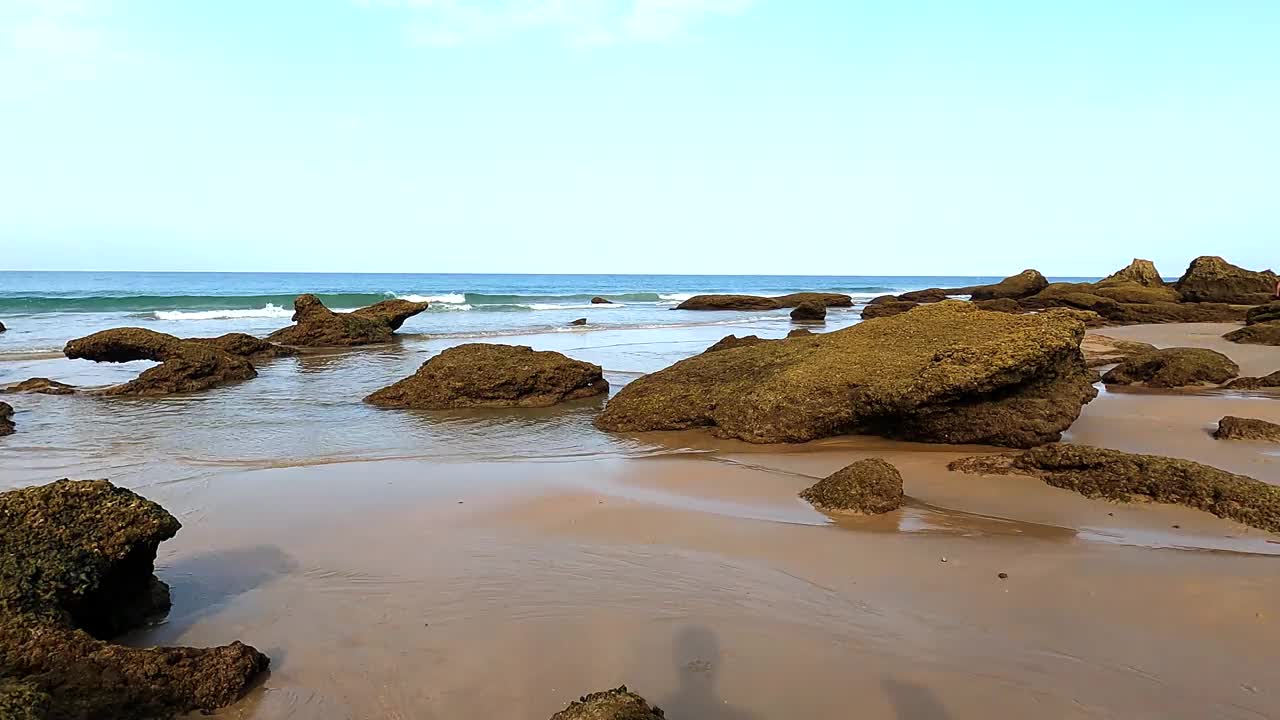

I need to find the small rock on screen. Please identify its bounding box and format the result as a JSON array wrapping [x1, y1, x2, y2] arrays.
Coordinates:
[[799, 459, 904, 515], [590, 297, 612, 304], [998, 572, 1008, 579], [569, 318, 587, 326]]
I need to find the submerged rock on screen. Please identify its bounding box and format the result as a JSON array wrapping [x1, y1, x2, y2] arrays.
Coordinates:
[[569, 318, 587, 326], [1225, 371, 1280, 390], [188, 333, 296, 360], [800, 459, 904, 515], [949, 444, 1280, 533], [0, 479, 268, 719], [0, 402, 12, 436], [966, 269, 1048, 301], [1225, 322, 1280, 346], [790, 301, 826, 322], [597, 302, 1098, 448], [704, 335, 767, 354], [4, 378, 77, 396], [267, 294, 428, 347], [64, 328, 257, 396], [366, 344, 608, 409], [550, 686, 664, 720], [676, 293, 851, 311], [1174, 256, 1278, 305], [1100, 348, 1238, 388], [1101, 259, 1166, 287], [1214, 416, 1280, 442], [590, 297, 612, 304], [0, 321, 5, 333]]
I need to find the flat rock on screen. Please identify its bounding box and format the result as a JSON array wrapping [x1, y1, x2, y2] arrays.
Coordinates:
[[1021, 287, 1245, 324], [267, 294, 428, 347], [790, 301, 826, 322], [897, 288, 950, 303], [597, 302, 1098, 448], [800, 459, 904, 515], [549, 686, 664, 720], [948, 444, 1280, 534], [1225, 321, 1280, 346], [1214, 416, 1280, 442], [64, 328, 257, 396], [1100, 347, 1238, 388], [1174, 255, 1278, 305], [676, 292, 851, 311], [0, 402, 12, 436], [1101, 259, 1166, 287], [0, 479, 268, 719], [1225, 371, 1280, 390], [4, 378, 77, 396], [366, 344, 608, 409]]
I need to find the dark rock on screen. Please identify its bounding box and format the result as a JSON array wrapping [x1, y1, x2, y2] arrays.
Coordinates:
[[569, 318, 587, 326], [1079, 335, 1157, 368], [549, 686, 664, 720], [1174, 256, 1278, 305], [998, 572, 1009, 579], [64, 328, 257, 396], [972, 298, 1022, 313], [1225, 371, 1280, 390], [267, 294, 428, 347], [1101, 259, 1166, 287], [800, 459, 904, 515], [790, 301, 826, 322], [898, 288, 950, 303], [966, 269, 1048, 301], [0, 402, 12, 436], [787, 328, 815, 338], [1225, 322, 1280, 346], [4, 378, 77, 396], [1246, 302, 1280, 325], [676, 292, 851, 311], [860, 300, 918, 319], [0, 479, 269, 719], [366, 344, 608, 409], [776, 292, 853, 308], [188, 333, 296, 360], [948, 444, 1280, 533], [704, 335, 767, 354], [1214, 416, 1280, 442], [590, 297, 612, 304], [1100, 348, 1238, 388], [0, 322, 5, 333], [596, 302, 1098, 448]]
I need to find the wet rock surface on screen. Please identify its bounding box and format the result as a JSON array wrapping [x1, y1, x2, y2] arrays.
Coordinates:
[[64, 328, 257, 396], [267, 294, 428, 347], [366, 343, 608, 409], [949, 444, 1280, 534], [800, 459, 904, 515], [1174, 255, 1278, 305], [789, 301, 826, 322], [1100, 348, 1239, 388], [4, 379, 77, 396], [188, 333, 296, 360], [597, 302, 1098, 447], [1214, 416, 1280, 442], [549, 686, 664, 720], [1225, 371, 1280, 390], [0, 479, 269, 719], [676, 292, 851, 311], [1225, 322, 1280, 346], [590, 297, 612, 304], [0, 402, 13, 436], [703, 335, 767, 354]]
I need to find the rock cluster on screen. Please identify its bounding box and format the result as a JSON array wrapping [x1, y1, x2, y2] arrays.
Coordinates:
[[790, 301, 827, 322], [267, 294, 428, 347], [949, 444, 1280, 533], [549, 686, 665, 720], [1100, 348, 1239, 388], [676, 292, 852, 311], [0, 479, 268, 719], [597, 302, 1098, 448], [0, 402, 13, 436], [65, 328, 259, 396], [1214, 416, 1280, 442], [366, 343, 608, 409], [800, 459, 904, 515]]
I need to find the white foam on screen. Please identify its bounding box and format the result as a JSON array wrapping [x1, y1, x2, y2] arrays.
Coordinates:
[[154, 304, 293, 321], [434, 303, 472, 311], [658, 293, 695, 301], [397, 293, 466, 304]]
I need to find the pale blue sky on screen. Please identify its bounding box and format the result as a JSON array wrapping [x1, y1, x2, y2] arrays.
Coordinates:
[[1, 0, 1276, 275]]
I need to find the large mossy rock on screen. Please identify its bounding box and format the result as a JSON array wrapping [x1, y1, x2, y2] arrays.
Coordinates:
[[1225, 371, 1280, 390], [597, 302, 1098, 448], [1100, 259, 1166, 287], [550, 686, 664, 720], [1246, 302, 1280, 325], [267, 294, 428, 347], [1225, 322, 1280, 346], [64, 328, 258, 396], [188, 333, 297, 360], [1021, 287, 1244, 324], [0, 479, 268, 719], [800, 459, 904, 515], [949, 444, 1280, 533], [366, 344, 608, 409], [966, 269, 1048, 301], [1175, 256, 1277, 305], [1214, 416, 1280, 442], [1100, 348, 1239, 388], [676, 293, 851, 311], [790, 301, 826, 322], [0, 402, 13, 437]]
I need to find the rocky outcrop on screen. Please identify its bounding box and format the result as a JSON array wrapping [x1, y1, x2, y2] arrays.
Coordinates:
[[64, 328, 257, 396], [1100, 348, 1238, 388], [267, 294, 428, 347], [1225, 322, 1280, 346], [860, 300, 918, 319], [787, 328, 815, 338], [897, 288, 950, 303], [0, 321, 6, 333], [1175, 256, 1277, 305], [4, 378, 77, 396], [0, 402, 13, 436], [590, 297, 612, 304], [188, 333, 296, 360], [704, 335, 767, 354], [597, 302, 1098, 448], [550, 687, 664, 720], [949, 444, 1280, 533], [1039, 307, 1107, 328], [800, 459, 904, 515], [1214, 416, 1280, 442], [1020, 288, 1245, 324], [1246, 302, 1280, 325], [1079, 335, 1156, 368], [1225, 371, 1280, 390], [676, 293, 851, 311], [0, 479, 268, 719], [966, 269, 1049, 301], [790, 301, 826, 322], [366, 344, 608, 409], [1101, 259, 1165, 287]]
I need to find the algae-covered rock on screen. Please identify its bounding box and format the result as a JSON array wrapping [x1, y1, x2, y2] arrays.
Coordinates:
[[790, 301, 826, 322], [1225, 322, 1280, 346], [1088, 281, 1181, 304], [948, 444, 1280, 533], [267, 294, 428, 347], [1100, 348, 1238, 388], [860, 300, 918, 319], [597, 302, 1097, 448], [967, 269, 1048, 301], [4, 379, 77, 396], [1021, 287, 1244, 324], [366, 344, 608, 409], [1246, 302, 1280, 325], [787, 328, 815, 338], [1225, 371, 1280, 390], [188, 333, 296, 360], [1100, 259, 1166, 287], [800, 459, 904, 515], [897, 288, 950, 303], [549, 686, 664, 720], [0, 479, 269, 719], [676, 293, 851, 311], [704, 335, 767, 354], [64, 328, 257, 396], [972, 298, 1022, 313], [0, 676, 49, 720], [1214, 416, 1280, 442], [0, 402, 13, 437], [1039, 307, 1106, 328], [1175, 256, 1277, 305]]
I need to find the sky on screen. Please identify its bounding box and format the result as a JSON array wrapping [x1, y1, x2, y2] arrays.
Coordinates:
[[0, 0, 1276, 276]]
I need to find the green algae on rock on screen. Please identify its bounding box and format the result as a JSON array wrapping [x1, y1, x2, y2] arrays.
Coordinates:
[[3, 379, 77, 396], [366, 343, 608, 409], [549, 686, 665, 720], [1100, 258, 1166, 288], [1079, 335, 1156, 369], [703, 334, 768, 354], [1214, 416, 1280, 443], [64, 328, 258, 396], [966, 269, 1049, 301], [268, 294, 428, 347], [1100, 348, 1239, 388], [800, 459, 904, 515], [188, 332, 297, 360], [676, 292, 851, 311], [597, 302, 1098, 448], [1225, 371, 1280, 390], [949, 444, 1280, 534], [1225, 322, 1280, 346], [1245, 302, 1280, 325], [1175, 255, 1278, 305]]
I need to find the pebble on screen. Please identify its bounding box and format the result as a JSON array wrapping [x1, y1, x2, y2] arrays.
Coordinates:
[[998, 572, 1008, 579], [940, 557, 948, 563]]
